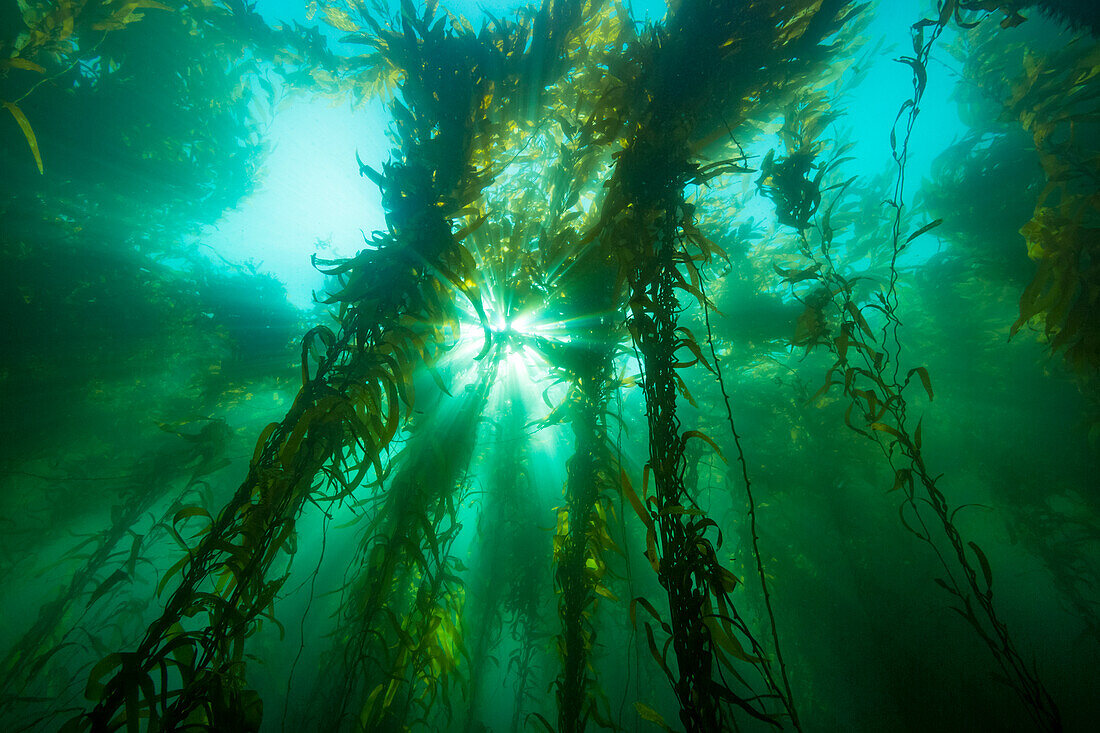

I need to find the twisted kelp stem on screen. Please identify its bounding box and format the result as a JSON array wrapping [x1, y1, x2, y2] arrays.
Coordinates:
[[76, 339, 346, 730], [65, 2, 581, 726], [878, 7, 1062, 729], [589, 1, 855, 726], [788, 148, 1064, 733], [696, 267, 801, 731], [631, 206, 734, 732], [880, 6, 946, 386], [749, 5, 1063, 727]]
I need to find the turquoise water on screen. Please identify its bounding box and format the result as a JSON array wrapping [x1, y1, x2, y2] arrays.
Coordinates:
[[1, 1, 1097, 731]]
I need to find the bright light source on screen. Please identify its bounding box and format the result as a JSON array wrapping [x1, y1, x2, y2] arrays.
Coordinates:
[[199, 96, 391, 309]]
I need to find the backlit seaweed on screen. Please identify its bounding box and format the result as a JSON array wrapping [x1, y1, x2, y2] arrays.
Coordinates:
[[754, 6, 1063, 727]]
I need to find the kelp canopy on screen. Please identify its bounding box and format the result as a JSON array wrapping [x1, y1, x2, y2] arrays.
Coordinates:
[[1, 0, 1098, 731]]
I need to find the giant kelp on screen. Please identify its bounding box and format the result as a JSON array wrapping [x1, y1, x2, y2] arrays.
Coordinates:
[[1, 0, 1097, 732]]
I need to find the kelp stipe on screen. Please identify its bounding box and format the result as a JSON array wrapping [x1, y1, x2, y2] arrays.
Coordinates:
[[752, 4, 1064, 729]]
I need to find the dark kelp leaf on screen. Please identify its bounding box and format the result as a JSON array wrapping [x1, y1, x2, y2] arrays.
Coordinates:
[[630, 596, 672, 635], [934, 577, 960, 596], [888, 468, 912, 494], [773, 263, 821, 284], [844, 402, 869, 437], [907, 366, 934, 400], [528, 712, 555, 732], [88, 569, 129, 607], [704, 615, 763, 663], [898, 502, 930, 542], [905, 217, 943, 244], [643, 622, 673, 681], [682, 430, 726, 463], [85, 653, 123, 701], [847, 301, 873, 337], [969, 541, 994, 592]]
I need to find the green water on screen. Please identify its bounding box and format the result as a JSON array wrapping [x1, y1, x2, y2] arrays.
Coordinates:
[[1, 1, 1097, 731]]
